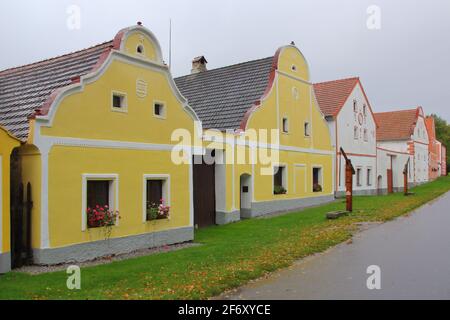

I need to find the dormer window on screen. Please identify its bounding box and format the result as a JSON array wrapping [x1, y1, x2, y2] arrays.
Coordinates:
[[112, 92, 127, 112]]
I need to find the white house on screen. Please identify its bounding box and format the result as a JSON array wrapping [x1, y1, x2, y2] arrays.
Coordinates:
[[374, 107, 429, 193], [314, 77, 378, 196]]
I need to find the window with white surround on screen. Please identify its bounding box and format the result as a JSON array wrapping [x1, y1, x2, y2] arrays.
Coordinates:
[[363, 128, 368, 142], [353, 100, 357, 113], [312, 167, 323, 192], [143, 175, 170, 222], [82, 174, 119, 231], [112, 92, 127, 112], [137, 44, 144, 55], [363, 104, 367, 116], [273, 166, 287, 194], [354, 126, 359, 140], [304, 122, 311, 137], [356, 168, 362, 186], [153, 101, 166, 118], [367, 168, 372, 186], [282, 117, 289, 133]]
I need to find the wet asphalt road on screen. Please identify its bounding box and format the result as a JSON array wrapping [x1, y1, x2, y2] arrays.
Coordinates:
[[220, 191, 450, 300]]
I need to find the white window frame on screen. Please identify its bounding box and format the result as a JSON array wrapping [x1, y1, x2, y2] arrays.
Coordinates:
[[82, 174, 119, 232], [356, 167, 362, 186], [272, 164, 288, 194], [142, 174, 171, 223], [367, 167, 373, 186], [153, 100, 167, 119], [363, 128, 368, 142], [282, 117, 289, 134], [304, 121, 311, 137], [136, 44, 145, 56], [111, 91, 128, 113], [354, 126, 359, 140], [312, 165, 323, 192]]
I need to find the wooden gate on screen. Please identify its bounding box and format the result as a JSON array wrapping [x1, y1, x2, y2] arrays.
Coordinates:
[[387, 169, 393, 194], [10, 182, 33, 269], [193, 158, 216, 228]]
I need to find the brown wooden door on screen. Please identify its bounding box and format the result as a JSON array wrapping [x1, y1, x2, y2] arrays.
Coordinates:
[[387, 169, 393, 194], [11, 183, 33, 269], [193, 158, 216, 228]]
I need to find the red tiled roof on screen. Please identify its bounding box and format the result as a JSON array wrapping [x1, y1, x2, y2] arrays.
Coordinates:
[[313, 77, 359, 117], [0, 41, 113, 141], [374, 107, 421, 141]]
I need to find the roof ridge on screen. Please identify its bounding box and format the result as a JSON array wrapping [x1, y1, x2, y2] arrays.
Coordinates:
[[374, 107, 419, 115], [313, 76, 359, 86], [175, 56, 273, 79], [0, 40, 113, 76]]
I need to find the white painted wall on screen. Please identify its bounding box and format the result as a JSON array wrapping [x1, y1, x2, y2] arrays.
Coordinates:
[[240, 174, 252, 209], [376, 113, 429, 186], [376, 148, 412, 190], [412, 116, 429, 183], [329, 83, 377, 192]]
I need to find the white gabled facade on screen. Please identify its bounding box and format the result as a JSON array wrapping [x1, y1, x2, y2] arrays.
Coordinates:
[[375, 107, 429, 193], [335, 83, 377, 195], [411, 115, 430, 183], [314, 78, 378, 196]]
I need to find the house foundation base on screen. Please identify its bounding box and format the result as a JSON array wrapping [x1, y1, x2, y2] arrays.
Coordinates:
[[32, 226, 194, 266], [216, 210, 240, 225], [0, 252, 11, 274], [245, 194, 336, 218], [335, 189, 378, 198]]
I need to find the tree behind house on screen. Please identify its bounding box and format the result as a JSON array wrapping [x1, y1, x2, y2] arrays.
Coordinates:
[[431, 114, 450, 173]]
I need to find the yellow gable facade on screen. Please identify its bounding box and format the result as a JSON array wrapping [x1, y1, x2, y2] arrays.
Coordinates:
[[20, 25, 200, 265], [199, 46, 334, 224]]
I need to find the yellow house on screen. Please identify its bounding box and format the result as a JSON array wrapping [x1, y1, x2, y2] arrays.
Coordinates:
[[175, 45, 334, 226], [0, 126, 20, 273], [0, 24, 200, 270]]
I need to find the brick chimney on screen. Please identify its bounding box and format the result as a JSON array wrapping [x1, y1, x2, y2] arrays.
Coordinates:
[[191, 56, 208, 74]]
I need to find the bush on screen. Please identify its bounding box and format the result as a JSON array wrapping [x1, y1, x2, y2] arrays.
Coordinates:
[[274, 185, 287, 195]]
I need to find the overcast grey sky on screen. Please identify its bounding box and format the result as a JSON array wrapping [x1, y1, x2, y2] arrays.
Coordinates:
[[1, 0, 449, 121]]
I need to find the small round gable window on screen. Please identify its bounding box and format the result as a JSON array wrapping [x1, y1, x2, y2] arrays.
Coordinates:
[[137, 44, 144, 55]]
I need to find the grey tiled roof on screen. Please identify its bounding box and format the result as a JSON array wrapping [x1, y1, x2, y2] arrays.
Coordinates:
[[174, 56, 274, 130], [0, 41, 113, 141]]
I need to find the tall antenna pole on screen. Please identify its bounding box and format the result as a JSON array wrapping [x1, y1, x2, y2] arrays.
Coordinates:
[[169, 18, 172, 71]]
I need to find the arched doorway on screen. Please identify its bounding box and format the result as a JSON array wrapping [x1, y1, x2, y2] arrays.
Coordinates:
[[240, 174, 252, 219], [377, 175, 383, 195], [10, 144, 38, 269]]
